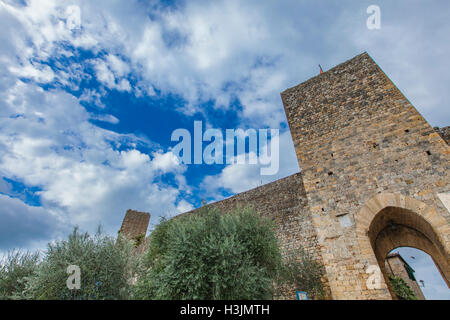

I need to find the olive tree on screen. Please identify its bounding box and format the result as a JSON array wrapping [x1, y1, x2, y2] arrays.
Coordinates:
[[133, 207, 283, 300], [0, 250, 40, 300], [24, 227, 139, 300]]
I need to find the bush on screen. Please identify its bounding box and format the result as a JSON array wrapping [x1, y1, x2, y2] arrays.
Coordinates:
[[278, 248, 325, 299], [0, 250, 40, 300], [133, 206, 283, 300], [24, 227, 139, 300], [388, 275, 417, 300], [2, 209, 327, 300]]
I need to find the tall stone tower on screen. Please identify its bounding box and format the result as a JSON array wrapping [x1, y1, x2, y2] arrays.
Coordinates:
[[281, 52, 449, 299]]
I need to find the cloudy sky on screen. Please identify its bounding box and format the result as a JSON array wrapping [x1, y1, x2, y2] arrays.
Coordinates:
[[0, 0, 449, 298]]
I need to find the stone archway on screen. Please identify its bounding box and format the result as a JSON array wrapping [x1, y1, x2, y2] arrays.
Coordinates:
[[356, 193, 450, 299]]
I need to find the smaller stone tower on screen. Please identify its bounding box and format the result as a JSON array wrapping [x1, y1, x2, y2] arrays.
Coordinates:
[[118, 209, 150, 240], [385, 253, 426, 300]]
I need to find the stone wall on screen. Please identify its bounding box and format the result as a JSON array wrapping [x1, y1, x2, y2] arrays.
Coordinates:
[[281, 52, 450, 299]]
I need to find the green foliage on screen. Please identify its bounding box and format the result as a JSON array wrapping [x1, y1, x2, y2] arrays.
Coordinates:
[[24, 227, 140, 300], [133, 233, 145, 248], [278, 248, 325, 299], [1, 209, 327, 300], [388, 275, 417, 300], [0, 250, 40, 300], [279, 247, 325, 299], [133, 206, 283, 300]]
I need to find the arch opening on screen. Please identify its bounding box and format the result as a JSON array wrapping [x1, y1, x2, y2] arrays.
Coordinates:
[[368, 206, 450, 299]]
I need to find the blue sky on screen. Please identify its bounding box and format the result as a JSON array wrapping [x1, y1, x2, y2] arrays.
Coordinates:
[[0, 0, 449, 298]]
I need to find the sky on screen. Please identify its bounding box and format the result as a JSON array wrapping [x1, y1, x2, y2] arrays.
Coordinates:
[[0, 0, 449, 298]]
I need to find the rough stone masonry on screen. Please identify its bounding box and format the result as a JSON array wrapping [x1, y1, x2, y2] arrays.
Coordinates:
[[120, 52, 449, 300]]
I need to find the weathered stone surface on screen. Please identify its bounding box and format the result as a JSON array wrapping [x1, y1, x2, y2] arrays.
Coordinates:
[[280, 52, 449, 299], [435, 126, 450, 145], [119, 209, 150, 240]]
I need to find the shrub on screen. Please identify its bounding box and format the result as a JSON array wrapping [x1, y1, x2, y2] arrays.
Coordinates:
[[278, 248, 325, 299], [388, 275, 417, 300], [133, 233, 146, 248], [0, 250, 40, 300], [24, 227, 139, 300], [133, 206, 283, 300]]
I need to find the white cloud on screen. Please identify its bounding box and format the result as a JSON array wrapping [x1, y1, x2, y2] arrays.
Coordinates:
[[201, 130, 299, 197], [90, 113, 119, 124], [92, 58, 132, 92], [176, 199, 194, 214], [0, 0, 298, 125], [79, 88, 106, 108], [93, 59, 116, 88], [0, 194, 64, 251], [0, 78, 186, 240], [9, 61, 55, 83], [106, 54, 130, 77], [151, 151, 183, 173], [2, 0, 449, 128]]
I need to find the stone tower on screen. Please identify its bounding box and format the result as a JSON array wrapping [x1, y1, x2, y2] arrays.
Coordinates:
[[119, 209, 150, 240], [281, 52, 449, 299]]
